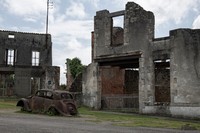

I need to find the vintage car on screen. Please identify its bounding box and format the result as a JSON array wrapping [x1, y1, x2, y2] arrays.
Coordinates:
[[16, 89, 78, 116]]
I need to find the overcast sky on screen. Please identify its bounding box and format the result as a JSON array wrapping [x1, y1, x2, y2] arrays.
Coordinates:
[[0, 0, 200, 84]]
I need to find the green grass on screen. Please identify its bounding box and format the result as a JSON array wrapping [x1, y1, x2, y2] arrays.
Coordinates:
[[0, 101, 199, 130], [0, 100, 17, 109], [78, 107, 200, 130]]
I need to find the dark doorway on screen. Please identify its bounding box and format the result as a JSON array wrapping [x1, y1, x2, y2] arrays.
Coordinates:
[[98, 56, 140, 111], [0, 72, 15, 96], [154, 59, 170, 104]]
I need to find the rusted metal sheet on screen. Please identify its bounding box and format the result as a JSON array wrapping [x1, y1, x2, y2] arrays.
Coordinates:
[[100, 66, 124, 95]]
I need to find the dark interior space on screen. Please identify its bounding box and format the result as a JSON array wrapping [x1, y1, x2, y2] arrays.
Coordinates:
[[99, 56, 139, 111], [154, 59, 170, 104]]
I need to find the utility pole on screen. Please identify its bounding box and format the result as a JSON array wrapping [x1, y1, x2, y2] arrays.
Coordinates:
[[46, 0, 53, 48], [46, 0, 49, 35]]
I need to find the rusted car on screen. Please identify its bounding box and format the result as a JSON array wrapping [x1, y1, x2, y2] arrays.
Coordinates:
[[16, 89, 78, 116]]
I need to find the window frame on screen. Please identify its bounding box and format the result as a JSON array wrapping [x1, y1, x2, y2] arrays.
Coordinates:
[[6, 49, 15, 66], [32, 51, 40, 66]]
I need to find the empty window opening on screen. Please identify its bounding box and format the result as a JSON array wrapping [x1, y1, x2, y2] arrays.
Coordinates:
[[154, 59, 170, 104], [32, 51, 40, 66], [113, 16, 124, 28], [8, 34, 15, 39], [111, 16, 124, 46], [6, 49, 15, 66]]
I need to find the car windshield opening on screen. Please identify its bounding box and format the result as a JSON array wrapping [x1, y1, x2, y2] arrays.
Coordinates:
[[61, 93, 73, 99]]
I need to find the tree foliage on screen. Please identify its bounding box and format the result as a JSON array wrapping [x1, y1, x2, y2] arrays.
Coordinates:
[[59, 84, 66, 90], [66, 57, 85, 79]]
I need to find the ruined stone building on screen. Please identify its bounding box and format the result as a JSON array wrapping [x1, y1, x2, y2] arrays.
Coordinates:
[[81, 2, 200, 118], [0, 30, 60, 97]]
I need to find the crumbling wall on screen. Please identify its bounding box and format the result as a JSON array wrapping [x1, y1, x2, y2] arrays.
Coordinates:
[[66, 59, 74, 90], [94, 2, 154, 59], [111, 27, 124, 47], [0, 30, 59, 97], [82, 63, 100, 109], [89, 1, 200, 118], [92, 2, 155, 112], [143, 29, 200, 118], [14, 68, 32, 96], [44, 66, 60, 90], [169, 29, 200, 118], [0, 31, 52, 66], [69, 73, 82, 92]]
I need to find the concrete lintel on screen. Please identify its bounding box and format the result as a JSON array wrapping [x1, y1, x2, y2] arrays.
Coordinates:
[[109, 10, 125, 17], [95, 51, 142, 62]]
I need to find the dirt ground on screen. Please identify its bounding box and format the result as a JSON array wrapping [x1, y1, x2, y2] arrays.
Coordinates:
[[0, 109, 199, 133]]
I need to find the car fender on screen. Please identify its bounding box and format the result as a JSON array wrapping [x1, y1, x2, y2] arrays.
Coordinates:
[[47, 105, 66, 116], [16, 98, 31, 112]]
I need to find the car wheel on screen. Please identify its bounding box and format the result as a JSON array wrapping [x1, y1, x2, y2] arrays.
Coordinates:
[[67, 104, 77, 116], [21, 106, 26, 112], [47, 107, 59, 116]]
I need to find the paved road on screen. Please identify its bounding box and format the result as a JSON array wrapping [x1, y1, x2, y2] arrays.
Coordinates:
[[0, 110, 199, 133]]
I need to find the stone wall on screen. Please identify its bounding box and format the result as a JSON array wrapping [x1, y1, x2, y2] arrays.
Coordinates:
[[170, 29, 200, 105], [0, 31, 52, 67], [93, 2, 155, 112], [0, 30, 59, 97], [82, 63, 100, 109], [84, 2, 200, 118], [169, 29, 200, 118]]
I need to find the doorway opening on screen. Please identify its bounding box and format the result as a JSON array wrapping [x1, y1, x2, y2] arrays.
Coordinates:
[[99, 56, 140, 112], [0, 72, 15, 96], [154, 59, 170, 105]]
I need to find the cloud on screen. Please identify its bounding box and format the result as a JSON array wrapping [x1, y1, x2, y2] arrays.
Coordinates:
[[53, 37, 91, 65], [49, 19, 93, 40], [23, 17, 37, 23], [1, 0, 47, 24], [90, 0, 100, 8], [53, 37, 91, 84], [192, 15, 200, 29], [0, 16, 3, 23], [45, 3, 93, 84], [2, 0, 46, 16], [122, 0, 199, 26], [65, 1, 87, 19], [49, 18, 92, 84]]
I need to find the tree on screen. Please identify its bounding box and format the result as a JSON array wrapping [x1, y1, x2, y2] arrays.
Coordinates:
[[66, 57, 85, 79]]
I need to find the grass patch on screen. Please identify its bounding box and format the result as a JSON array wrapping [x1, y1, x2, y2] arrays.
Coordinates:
[[0, 100, 17, 109], [78, 107, 200, 130], [0, 102, 199, 130]]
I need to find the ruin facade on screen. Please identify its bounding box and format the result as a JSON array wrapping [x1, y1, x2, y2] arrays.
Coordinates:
[[0, 30, 60, 97], [82, 2, 200, 118]]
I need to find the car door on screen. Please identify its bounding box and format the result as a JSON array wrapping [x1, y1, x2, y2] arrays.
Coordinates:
[[43, 91, 53, 111], [30, 90, 45, 112]]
